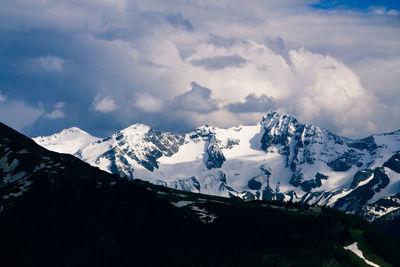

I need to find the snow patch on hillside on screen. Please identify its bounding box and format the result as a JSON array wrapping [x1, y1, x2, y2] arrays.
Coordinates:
[[344, 242, 380, 267]]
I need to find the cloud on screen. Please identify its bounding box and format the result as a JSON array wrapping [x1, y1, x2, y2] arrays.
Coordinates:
[[179, 41, 385, 136], [0, 0, 399, 138], [190, 55, 246, 70], [92, 95, 117, 113], [282, 47, 385, 136], [135, 94, 163, 113], [23, 55, 65, 72], [263, 36, 285, 54], [0, 92, 6, 103], [0, 100, 44, 131], [370, 7, 399, 16], [173, 82, 219, 113], [387, 9, 400, 16], [226, 94, 275, 113], [165, 11, 193, 31], [208, 34, 237, 48], [44, 102, 66, 119]]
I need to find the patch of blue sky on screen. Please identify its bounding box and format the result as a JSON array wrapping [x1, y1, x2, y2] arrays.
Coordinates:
[[311, 0, 400, 12]]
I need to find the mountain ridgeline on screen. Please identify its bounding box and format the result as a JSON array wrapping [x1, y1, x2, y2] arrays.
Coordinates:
[[33, 111, 400, 222], [1, 121, 400, 266]]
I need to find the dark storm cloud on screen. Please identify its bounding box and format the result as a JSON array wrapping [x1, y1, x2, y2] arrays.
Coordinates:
[[173, 82, 219, 113], [226, 94, 276, 113]]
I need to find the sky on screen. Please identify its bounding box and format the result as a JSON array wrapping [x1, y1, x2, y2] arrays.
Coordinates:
[[0, 0, 399, 138]]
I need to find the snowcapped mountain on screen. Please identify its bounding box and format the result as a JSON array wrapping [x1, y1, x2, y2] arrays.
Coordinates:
[[33, 127, 100, 154], [4, 120, 400, 266], [33, 111, 400, 219]]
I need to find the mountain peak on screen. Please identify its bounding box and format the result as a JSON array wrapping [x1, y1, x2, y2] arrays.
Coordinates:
[[262, 111, 298, 123], [35, 126, 89, 139], [193, 124, 215, 136], [60, 126, 90, 135], [33, 127, 100, 155], [118, 123, 151, 137], [260, 111, 303, 137]]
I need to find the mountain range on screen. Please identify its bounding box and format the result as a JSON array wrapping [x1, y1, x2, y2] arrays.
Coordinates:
[[2, 120, 400, 266], [33, 111, 400, 222]]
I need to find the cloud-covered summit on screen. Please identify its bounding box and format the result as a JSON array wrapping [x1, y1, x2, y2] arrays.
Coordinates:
[[0, 0, 399, 138]]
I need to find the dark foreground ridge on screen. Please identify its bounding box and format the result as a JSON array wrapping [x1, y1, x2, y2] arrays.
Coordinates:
[[1, 122, 399, 266]]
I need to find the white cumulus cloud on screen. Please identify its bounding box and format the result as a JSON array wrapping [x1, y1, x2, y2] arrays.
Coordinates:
[[44, 102, 66, 119], [135, 94, 163, 113], [92, 95, 117, 113]]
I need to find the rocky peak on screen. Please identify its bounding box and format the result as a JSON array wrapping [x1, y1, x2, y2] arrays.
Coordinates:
[[261, 112, 299, 131], [191, 125, 215, 139], [205, 135, 226, 169], [260, 112, 304, 151], [261, 112, 328, 142]]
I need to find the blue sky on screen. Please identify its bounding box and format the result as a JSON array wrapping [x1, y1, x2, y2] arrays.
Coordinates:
[[0, 0, 399, 138], [312, 0, 400, 10]]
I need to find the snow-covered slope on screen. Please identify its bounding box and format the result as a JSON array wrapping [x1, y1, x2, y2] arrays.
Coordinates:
[[33, 112, 400, 219], [33, 127, 100, 155], [0, 122, 116, 214]]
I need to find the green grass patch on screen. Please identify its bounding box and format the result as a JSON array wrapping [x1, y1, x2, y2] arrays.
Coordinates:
[[348, 228, 392, 267]]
